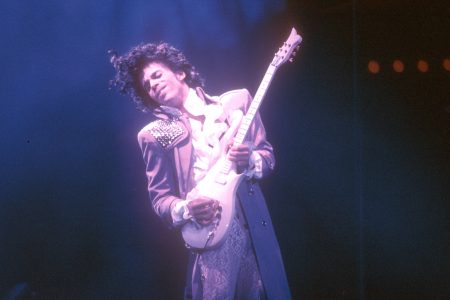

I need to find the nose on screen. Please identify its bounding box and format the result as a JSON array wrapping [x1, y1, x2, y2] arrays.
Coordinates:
[[151, 81, 159, 92], [144, 79, 159, 94]]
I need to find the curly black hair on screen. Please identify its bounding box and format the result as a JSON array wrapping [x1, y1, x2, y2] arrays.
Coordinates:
[[109, 42, 205, 112]]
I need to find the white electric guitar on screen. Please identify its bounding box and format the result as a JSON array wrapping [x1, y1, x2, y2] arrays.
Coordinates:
[[182, 28, 302, 249]]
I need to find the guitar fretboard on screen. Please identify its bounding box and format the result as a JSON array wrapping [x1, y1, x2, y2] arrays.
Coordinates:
[[220, 64, 278, 175], [234, 64, 277, 145]]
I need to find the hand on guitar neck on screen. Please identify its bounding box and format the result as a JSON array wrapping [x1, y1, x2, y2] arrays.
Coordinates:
[[227, 140, 251, 173]]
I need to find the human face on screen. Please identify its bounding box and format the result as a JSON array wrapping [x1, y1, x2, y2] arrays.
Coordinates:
[[140, 62, 189, 109]]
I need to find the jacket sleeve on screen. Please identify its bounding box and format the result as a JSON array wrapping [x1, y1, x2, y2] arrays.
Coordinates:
[[137, 129, 182, 226]]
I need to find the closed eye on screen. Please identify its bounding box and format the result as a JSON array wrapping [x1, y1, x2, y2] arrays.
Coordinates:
[[151, 71, 161, 79]]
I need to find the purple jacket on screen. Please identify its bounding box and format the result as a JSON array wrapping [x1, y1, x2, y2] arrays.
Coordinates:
[[138, 88, 291, 299]]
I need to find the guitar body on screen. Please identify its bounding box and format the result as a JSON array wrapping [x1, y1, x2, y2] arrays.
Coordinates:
[[182, 157, 245, 249]]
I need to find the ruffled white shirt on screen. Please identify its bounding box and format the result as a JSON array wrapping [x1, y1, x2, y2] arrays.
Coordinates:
[[171, 89, 262, 224]]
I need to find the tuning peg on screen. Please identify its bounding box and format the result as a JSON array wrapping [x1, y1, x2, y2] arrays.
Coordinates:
[[296, 45, 300, 51], [289, 57, 294, 63], [292, 51, 297, 56]]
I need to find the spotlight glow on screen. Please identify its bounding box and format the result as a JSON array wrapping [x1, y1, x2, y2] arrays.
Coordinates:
[[443, 58, 450, 72], [393, 60, 404, 73], [417, 60, 429, 73], [368, 60, 380, 74]]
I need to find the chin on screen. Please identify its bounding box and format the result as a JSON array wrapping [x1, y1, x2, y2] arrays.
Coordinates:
[[167, 99, 182, 108]]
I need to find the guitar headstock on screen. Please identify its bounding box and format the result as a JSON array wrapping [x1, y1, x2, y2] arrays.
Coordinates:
[[271, 27, 303, 68]]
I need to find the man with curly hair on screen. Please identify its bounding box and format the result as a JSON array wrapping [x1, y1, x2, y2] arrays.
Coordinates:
[[110, 42, 290, 299]]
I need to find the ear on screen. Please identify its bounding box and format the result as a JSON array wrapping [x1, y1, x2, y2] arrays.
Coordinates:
[[175, 70, 186, 81]]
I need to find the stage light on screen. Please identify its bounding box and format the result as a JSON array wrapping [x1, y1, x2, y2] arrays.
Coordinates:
[[443, 58, 450, 72], [368, 60, 380, 74], [417, 60, 429, 73], [367, 58, 450, 74], [392, 60, 404, 73]]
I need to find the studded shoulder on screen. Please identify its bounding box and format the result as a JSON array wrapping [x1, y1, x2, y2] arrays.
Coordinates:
[[146, 119, 185, 149]]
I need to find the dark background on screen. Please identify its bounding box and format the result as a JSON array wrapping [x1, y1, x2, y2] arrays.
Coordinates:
[[1, 1, 449, 299]]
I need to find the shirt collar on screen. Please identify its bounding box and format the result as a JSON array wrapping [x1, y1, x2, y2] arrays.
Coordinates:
[[183, 88, 206, 117]]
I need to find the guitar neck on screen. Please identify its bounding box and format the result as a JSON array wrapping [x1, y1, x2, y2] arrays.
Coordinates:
[[233, 64, 278, 145], [221, 27, 301, 174]]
